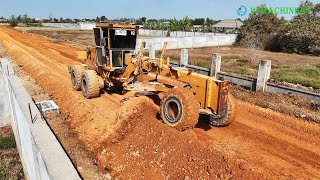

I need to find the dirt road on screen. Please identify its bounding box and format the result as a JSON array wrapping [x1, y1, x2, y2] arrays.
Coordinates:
[[0, 27, 319, 179], [195, 101, 320, 179]]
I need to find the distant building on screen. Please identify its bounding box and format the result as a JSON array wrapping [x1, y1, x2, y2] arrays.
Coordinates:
[[0, 18, 8, 23], [211, 19, 243, 33], [192, 25, 204, 32]]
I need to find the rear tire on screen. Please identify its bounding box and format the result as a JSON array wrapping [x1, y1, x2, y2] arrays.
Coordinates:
[[160, 88, 199, 131], [81, 70, 100, 99], [210, 94, 236, 127], [70, 65, 83, 91]]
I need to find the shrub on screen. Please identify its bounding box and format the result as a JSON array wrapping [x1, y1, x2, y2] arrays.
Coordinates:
[[237, 1, 320, 56], [236, 4, 285, 50]]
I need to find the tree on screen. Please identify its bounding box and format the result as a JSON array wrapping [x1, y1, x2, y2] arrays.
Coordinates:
[[48, 13, 53, 22], [178, 16, 191, 31], [274, 1, 320, 55], [59, 17, 64, 23], [168, 18, 179, 31], [237, 4, 284, 50], [193, 18, 205, 25], [237, 1, 320, 56], [95, 16, 101, 23], [73, 18, 80, 23], [53, 18, 59, 23], [205, 18, 215, 31], [141, 17, 147, 23], [101, 16, 106, 22], [9, 15, 18, 27], [65, 18, 72, 23], [147, 19, 157, 23], [17, 15, 21, 22], [22, 14, 32, 25], [136, 19, 143, 25], [136, 17, 147, 25]]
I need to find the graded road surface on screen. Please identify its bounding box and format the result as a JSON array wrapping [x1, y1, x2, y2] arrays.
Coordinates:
[[0, 26, 319, 179]]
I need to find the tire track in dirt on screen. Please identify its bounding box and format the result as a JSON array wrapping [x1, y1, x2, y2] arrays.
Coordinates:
[[0, 27, 121, 152], [1, 26, 319, 179]]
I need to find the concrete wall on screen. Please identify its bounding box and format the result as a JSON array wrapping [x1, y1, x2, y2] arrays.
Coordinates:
[[41, 23, 234, 38], [0, 65, 10, 127], [0, 59, 80, 180], [137, 34, 237, 50], [43, 23, 80, 29], [79, 22, 96, 30], [139, 29, 232, 37], [43, 22, 95, 30]]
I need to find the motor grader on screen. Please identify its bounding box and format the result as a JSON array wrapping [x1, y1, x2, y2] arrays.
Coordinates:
[[68, 23, 235, 130]]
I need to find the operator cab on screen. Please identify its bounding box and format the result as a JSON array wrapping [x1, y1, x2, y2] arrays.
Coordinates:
[[93, 23, 138, 70]]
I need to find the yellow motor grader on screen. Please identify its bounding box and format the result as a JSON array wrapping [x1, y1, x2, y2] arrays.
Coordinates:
[[68, 23, 235, 130]]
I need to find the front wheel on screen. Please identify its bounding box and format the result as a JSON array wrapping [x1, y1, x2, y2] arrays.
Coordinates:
[[160, 88, 199, 131], [209, 94, 236, 127], [81, 70, 100, 99]]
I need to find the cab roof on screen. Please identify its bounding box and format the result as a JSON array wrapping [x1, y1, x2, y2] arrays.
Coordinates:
[[96, 23, 139, 29]]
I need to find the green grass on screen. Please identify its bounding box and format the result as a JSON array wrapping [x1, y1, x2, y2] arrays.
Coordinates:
[[231, 69, 257, 77], [0, 134, 16, 149], [271, 65, 320, 89], [192, 61, 210, 68]]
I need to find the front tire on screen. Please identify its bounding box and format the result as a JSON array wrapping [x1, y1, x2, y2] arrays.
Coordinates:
[[160, 88, 199, 131], [81, 70, 100, 99]]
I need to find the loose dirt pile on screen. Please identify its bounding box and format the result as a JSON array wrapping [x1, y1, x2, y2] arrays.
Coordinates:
[[97, 97, 257, 179], [231, 86, 320, 123]]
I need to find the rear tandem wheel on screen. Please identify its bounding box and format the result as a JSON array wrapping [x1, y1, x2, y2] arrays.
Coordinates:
[[209, 94, 236, 127], [70, 65, 83, 91]]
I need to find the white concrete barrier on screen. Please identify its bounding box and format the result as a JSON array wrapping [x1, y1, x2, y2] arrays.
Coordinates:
[[0, 59, 80, 180], [0, 64, 10, 127], [139, 29, 232, 37], [137, 34, 237, 50], [42, 23, 80, 29], [79, 22, 96, 30]]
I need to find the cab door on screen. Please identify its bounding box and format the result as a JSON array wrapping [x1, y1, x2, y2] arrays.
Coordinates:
[[93, 27, 106, 66]]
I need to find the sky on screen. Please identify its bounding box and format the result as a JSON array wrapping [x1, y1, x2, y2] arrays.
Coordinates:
[[0, 0, 319, 20]]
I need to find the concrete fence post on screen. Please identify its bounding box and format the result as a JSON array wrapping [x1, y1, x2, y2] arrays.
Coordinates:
[[210, 53, 221, 77], [149, 45, 155, 58], [180, 49, 188, 67], [256, 60, 272, 91]]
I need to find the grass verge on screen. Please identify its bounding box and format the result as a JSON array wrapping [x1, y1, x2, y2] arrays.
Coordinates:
[[271, 65, 320, 89], [0, 134, 16, 149]]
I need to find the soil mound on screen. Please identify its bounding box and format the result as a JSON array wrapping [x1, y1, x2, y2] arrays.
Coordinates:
[[97, 98, 257, 179]]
